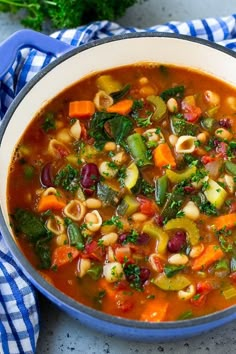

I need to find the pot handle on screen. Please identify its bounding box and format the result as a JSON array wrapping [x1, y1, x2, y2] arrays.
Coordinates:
[[0, 29, 73, 79]]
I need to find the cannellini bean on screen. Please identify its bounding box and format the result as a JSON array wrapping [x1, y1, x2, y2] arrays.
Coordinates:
[[84, 210, 103, 232], [84, 198, 102, 209], [99, 161, 117, 179], [182, 201, 200, 221], [175, 135, 196, 153], [224, 174, 234, 193], [138, 77, 149, 85], [46, 215, 65, 235], [226, 96, 236, 111], [77, 258, 91, 278], [111, 151, 127, 165], [169, 134, 178, 147], [100, 232, 118, 246], [197, 132, 208, 144], [70, 120, 82, 139], [56, 233, 68, 246], [168, 253, 189, 265], [167, 97, 178, 113], [189, 243, 204, 258], [215, 128, 233, 141], [103, 262, 124, 282], [149, 253, 163, 272], [104, 141, 117, 152], [63, 200, 86, 221], [178, 284, 196, 300], [94, 90, 114, 111], [131, 212, 148, 222], [139, 85, 156, 97], [204, 90, 220, 106]]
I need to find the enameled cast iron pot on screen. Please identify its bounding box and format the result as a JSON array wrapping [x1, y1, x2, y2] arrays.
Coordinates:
[[1, 30, 236, 342]]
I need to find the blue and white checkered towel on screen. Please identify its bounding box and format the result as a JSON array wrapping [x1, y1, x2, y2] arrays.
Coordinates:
[[1, 15, 236, 353]]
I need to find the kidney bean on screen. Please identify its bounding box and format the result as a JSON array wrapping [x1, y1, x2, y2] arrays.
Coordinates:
[[167, 231, 187, 253], [139, 267, 151, 283], [40, 162, 54, 187], [219, 118, 231, 129], [136, 232, 150, 245], [80, 163, 100, 191], [118, 233, 129, 244], [154, 214, 164, 227]]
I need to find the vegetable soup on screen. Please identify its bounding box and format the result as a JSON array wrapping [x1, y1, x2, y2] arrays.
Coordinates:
[[7, 63, 236, 322]]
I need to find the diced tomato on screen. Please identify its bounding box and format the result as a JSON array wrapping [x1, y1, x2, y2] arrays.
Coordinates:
[[215, 141, 228, 158], [115, 291, 134, 312], [80, 122, 88, 140], [196, 280, 213, 295], [201, 155, 215, 165], [56, 144, 70, 158], [181, 99, 202, 123], [229, 272, 236, 283], [229, 202, 236, 214], [84, 240, 104, 261], [137, 196, 157, 216], [151, 254, 163, 272], [190, 294, 206, 307]]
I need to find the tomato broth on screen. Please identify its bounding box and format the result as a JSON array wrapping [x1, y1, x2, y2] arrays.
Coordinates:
[[7, 63, 236, 322]]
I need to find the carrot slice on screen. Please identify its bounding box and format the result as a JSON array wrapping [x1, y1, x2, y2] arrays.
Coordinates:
[[153, 143, 176, 168], [140, 299, 168, 322], [52, 245, 80, 268], [191, 244, 224, 271], [106, 99, 133, 115], [69, 100, 95, 118], [37, 194, 66, 212], [212, 213, 236, 230]]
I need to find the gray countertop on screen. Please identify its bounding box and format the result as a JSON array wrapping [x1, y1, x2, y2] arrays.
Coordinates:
[[1, 1, 236, 353]]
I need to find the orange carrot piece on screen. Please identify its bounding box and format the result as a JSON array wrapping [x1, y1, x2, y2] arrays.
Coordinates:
[[69, 100, 95, 118], [153, 143, 176, 168], [140, 300, 168, 322], [52, 245, 80, 268], [106, 99, 133, 115], [212, 213, 236, 230], [37, 194, 66, 212], [192, 244, 224, 271]]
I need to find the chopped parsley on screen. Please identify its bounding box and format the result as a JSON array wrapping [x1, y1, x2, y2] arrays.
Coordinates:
[[41, 112, 56, 132], [54, 164, 80, 192], [102, 216, 123, 230]]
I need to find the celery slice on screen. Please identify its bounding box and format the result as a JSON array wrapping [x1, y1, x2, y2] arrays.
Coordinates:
[[222, 285, 236, 300], [166, 166, 197, 184], [164, 217, 200, 246], [142, 222, 169, 253]]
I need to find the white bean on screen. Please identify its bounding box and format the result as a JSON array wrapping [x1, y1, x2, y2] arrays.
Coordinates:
[[224, 174, 235, 193], [169, 134, 178, 147], [189, 243, 204, 258], [84, 198, 102, 209], [168, 253, 189, 265], [70, 120, 81, 139], [167, 97, 178, 113], [104, 141, 117, 152], [204, 90, 220, 106], [100, 232, 118, 246], [131, 213, 148, 222]]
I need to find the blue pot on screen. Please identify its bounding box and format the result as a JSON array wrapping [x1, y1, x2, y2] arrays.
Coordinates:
[[1, 30, 236, 341]]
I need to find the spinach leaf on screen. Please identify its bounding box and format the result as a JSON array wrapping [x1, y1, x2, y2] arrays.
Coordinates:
[[160, 85, 185, 102], [110, 84, 130, 103], [164, 264, 185, 278], [35, 234, 52, 269], [89, 112, 133, 150], [14, 208, 47, 242]]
